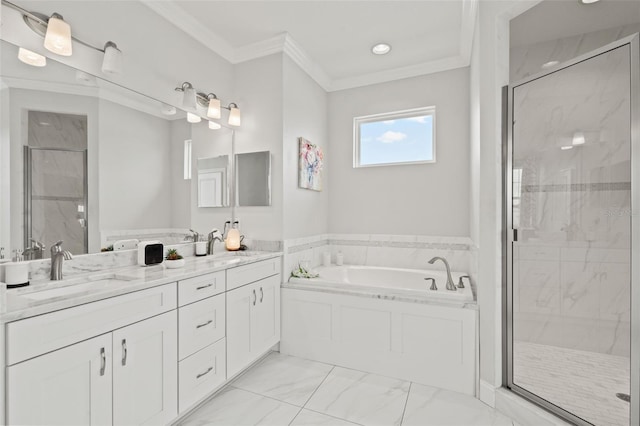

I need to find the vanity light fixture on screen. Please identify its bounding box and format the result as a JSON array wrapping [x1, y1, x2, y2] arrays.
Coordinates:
[[2, 0, 122, 73], [226, 103, 241, 127], [17, 47, 46, 67], [572, 132, 586, 146], [175, 82, 197, 110], [580, 0, 600, 4], [561, 145, 574, 150], [371, 43, 391, 55], [187, 112, 201, 124], [101, 41, 123, 74], [206, 94, 221, 119], [208, 121, 222, 130]]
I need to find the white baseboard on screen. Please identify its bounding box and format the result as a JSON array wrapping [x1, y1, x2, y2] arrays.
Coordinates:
[[479, 380, 496, 407]]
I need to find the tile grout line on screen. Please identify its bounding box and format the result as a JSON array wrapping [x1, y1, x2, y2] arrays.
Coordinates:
[[399, 382, 413, 426], [288, 364, 337, 426]]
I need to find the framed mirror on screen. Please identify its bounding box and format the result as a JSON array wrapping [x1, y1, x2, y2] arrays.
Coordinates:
[[235, 151, 271, 207]]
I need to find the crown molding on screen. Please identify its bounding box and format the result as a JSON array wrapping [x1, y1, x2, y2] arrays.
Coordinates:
[[328, 54, 469, 92], [139, 0, 478, 92], [139, 0, 235, 62], [281, 34, 333, 91]]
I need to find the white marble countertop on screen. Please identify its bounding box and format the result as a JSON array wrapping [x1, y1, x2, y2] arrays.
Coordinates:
[[1, 251, 282, 324]]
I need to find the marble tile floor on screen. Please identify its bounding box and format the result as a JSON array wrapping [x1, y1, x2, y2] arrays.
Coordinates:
[[179, 352, 515, 426], [513, 341, 630, 426]]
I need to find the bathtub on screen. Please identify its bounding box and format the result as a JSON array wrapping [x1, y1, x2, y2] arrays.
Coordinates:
[[282, 264, 478, 395], [288, 265, 474, 304]]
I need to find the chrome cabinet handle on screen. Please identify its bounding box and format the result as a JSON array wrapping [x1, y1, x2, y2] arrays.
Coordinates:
[[196, 283, 213, 290], [121, 339, 127, 366], [260, 287, 264, 303], [252, 289, 257, 306], [100, 347, 106, 376], [196, 319, 213, 329], [196, 366, 214, 379]]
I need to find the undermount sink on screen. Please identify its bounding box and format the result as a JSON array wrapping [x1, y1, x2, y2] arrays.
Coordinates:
[[20, 273, 138, 301]]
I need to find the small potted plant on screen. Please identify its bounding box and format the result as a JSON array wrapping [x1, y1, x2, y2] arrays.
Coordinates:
[[165, 248, 185, 269]]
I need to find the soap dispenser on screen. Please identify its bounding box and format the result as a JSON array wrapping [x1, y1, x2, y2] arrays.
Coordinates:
[[225, 222, 241, 251]]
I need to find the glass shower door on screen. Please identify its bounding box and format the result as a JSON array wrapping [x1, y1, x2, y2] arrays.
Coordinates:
[[25, 147, 88, 258], [507, 41, 633, 425]]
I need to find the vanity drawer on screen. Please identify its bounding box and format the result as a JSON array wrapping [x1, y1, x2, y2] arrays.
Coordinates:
[[227, 258, 281, 291], [179, 294, 225, 360], [179, 338, 226, 413], [178, 270, 225, 306], [6, 283, 177, 365]]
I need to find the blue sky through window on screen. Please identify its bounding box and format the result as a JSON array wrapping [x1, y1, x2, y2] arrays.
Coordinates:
[[359, 114, 434, 166]]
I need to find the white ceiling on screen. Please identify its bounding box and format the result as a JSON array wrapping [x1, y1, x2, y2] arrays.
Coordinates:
[[141, 0, 478, 92]]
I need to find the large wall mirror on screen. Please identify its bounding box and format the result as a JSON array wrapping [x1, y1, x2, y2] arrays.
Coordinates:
[[0, 40, 233, 258]]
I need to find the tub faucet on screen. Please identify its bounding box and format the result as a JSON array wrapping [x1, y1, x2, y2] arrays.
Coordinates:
[[428, 256, 457, 291], [50, 240, 73, 280]]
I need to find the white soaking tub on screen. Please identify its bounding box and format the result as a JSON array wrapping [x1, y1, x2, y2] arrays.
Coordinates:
[[288, 265, 474, 304], [282, 264, 478, 396]]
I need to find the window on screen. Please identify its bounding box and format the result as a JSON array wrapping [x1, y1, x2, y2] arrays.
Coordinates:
[[353, 107, 436, 168]]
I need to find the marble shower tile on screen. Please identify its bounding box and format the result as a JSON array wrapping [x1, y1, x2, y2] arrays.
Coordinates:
[[402, 383, 513, 426], [305, 367, 409, 426], [231, 352, 333, 406], [178, 387, 299, 426], [290, 409, 359, 426]]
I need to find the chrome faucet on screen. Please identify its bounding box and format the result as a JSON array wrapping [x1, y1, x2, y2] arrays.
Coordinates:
[[24, 239, 45, 260], [207, 229, 224, 255], [50, 240, 73, 280], [428, 256, 457, 291]]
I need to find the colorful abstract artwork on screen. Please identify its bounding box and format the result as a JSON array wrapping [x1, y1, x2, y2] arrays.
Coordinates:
[[298, 137, 323, 191]]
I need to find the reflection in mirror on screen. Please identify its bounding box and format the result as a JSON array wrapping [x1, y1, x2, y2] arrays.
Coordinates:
[[0, 40, 232, 257], [235, 151, 271, 207], [197, 156, 229, 208]]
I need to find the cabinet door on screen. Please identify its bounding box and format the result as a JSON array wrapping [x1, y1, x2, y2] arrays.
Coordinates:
[[251, 274, 281, 356], [113, 311, 178, 426], [226, 283, 253, 378], [6, 333, 112, 426]]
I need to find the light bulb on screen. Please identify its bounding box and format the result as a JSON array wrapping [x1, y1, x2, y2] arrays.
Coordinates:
[[228, 104, 241, 127], [207, 97, 221, 119], [18, 48, 46, 67], [44, 13, 72, 56]]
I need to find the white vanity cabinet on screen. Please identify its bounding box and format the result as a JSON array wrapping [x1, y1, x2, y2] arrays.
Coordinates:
[[6, 333, 113, 425], [177, 271, 227, 413], [5, 283, 178, 426], [226, 258, 281, 378]]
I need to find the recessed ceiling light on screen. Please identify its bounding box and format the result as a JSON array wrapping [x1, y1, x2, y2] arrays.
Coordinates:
[[541, 60, 559, 69], [371, 43, 391, 55], [580, 0, 600, 4]]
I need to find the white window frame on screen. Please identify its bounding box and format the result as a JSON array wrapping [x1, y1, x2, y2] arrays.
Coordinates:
[[353, 106, 436, 168]]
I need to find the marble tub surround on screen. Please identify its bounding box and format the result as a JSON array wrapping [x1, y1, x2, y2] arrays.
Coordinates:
[[283, 234, 475, 281], [0, 251, 281, 322], [180, 352, 514, 426]]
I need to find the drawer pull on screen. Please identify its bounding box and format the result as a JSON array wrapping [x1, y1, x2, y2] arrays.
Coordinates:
[[196, 366, 214, 379], [252, 289, 257, 306], [196, 319, 213, 329], [100, 347, 106, 376], [196, 283, 214, 290], [121, 339, 127, 366], [260, 287, 264, 303]]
